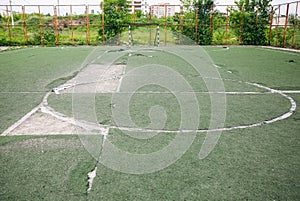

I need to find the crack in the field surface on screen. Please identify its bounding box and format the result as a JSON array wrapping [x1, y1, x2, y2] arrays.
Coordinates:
[[86, 134, 107, 198]]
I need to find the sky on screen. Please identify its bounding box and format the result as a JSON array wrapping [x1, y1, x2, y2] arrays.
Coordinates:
[[1, 0, 298, 6], [1, 0, 298, 15]]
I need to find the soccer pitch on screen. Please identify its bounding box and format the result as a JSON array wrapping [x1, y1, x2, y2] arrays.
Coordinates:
[[0, 46, 299, 200]]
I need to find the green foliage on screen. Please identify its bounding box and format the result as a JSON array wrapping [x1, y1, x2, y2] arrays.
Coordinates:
[[270, 27, 296, 47], [230, 0, 272, 45], [27, 17, 40, 25], [32, 27, 56, 45], [12, 13, 22, 22], [42, 28, 56, 45], [212, 11, 240, 44], [289, 15, 299, 25], [99, 0, 130, 41], [213, 10, 226, 26], [135, 10, 142, 18], [0, 2, 298, 47], [195, 0, 214, 45], [175, 0, 214, 45], [0, 38, 10, 46]]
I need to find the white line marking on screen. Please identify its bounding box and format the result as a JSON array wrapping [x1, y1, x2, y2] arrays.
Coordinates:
[[1, 86, 298, 136], [1, 104, 41, 136], [116, 65, 126, 93], [279, 90, 300, 94], [1, 55, 298, 136], [0, 92, 45, 94], [260, 46, 300, 55], [1, 90, 300, 95]]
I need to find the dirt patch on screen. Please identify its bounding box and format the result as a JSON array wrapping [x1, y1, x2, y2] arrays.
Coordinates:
[[0, 46, 22, 51], [2, 63, 125, 136], [0, 47, 11, 51], [8, 111, 84, 135], [59, 64, 126, 94]]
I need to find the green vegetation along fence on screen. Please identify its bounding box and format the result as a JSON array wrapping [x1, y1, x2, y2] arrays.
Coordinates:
[[0, 1, 299, 48]]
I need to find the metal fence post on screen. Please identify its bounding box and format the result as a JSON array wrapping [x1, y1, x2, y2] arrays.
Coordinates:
[[226, 6, 229, 45], [70, 5, 74, 46], [180, 5, 183, 44], [164, 4, 167, 46], [86, 5, 90, 45], [292, 2, 298, 47], [269, 6, 274, 45], [239, 6, 244, 45], [210, 5, 214, 40], [22, 6, 28, 44], [54, 6, 59, 45], [102, 2, 105, 44], [38, 6, 43, 45], [149, 6, 152, 45], [283, 3, 290, 47], [275, 5, 280, 46], [6, 5, 12, 45], [195, 5, 199, 44]]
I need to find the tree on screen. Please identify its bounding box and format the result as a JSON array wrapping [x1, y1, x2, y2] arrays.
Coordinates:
[[175, 0, 214, 45], [230, 0, 272, 45], [99, 0, 130, 42], [289, 14, 299, 26], [195, 0, 214, 45]]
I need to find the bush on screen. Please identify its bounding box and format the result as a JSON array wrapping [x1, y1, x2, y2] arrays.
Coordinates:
[[173, 0, 214, 45], [230, 0, 272, 45], [27, 17, 40, 25], [32, 27, 56, 45]]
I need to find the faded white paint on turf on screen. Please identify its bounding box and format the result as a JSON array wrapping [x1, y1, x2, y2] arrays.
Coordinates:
[[1, 80, 297, 136], [87, 167, 97, 193], [1, 46, 298, 179]]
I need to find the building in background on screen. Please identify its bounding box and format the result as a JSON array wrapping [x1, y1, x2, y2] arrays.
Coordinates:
[[127, 0, 149, 14], [150, 3, 175, 18]]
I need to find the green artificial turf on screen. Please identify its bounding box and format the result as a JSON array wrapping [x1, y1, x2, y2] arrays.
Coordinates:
[[0, 135, 95, 201], [88, 97, 300, 200], [0, 46, 94, 133], [204, 46, 300, 90], [0, 46, 299, 200]]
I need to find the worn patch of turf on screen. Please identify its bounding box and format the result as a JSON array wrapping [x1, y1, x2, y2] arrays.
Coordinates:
[[0, 135, 95, 201], [0, 47, 94, 133], [88, 94, 300, 200], [0, 46, 299, 200]]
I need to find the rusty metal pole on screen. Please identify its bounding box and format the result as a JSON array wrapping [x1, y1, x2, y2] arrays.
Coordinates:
[[102, 2, 105, 44], [210, 5, 214, 42], [149, 6, 152, 45], [86, 5, 90, 45], [226, 6, 229, 45], [239, 6, 244, 45], [292, 2, 298, 47], [134, 6, 136, 23], [54, 6, 59, 45], [6, 5, 12, 45], [276, 5, 280, 46], [180, 5, 183, 44], [283, 3, 289, 47], [268, 6, 273, 45], [38, 6, 43, 45], [195, 5, 199, 44], [70, 5, 74, 46], [256, 6, 259, 25], [164, 4, 167, 46], [22, 6, 28, 44]]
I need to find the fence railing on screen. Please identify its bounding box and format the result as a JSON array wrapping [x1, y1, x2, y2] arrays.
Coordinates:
[[0, 1, 299, 48]]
